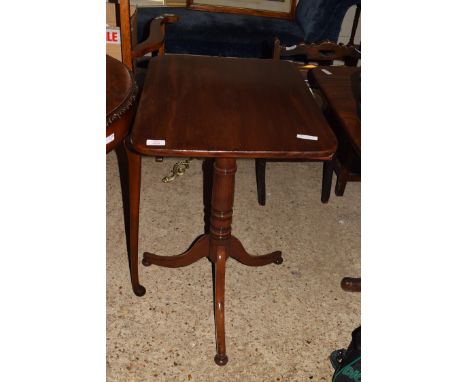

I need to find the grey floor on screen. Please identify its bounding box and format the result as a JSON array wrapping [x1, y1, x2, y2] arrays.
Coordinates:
[[107, 154, 360, 381]]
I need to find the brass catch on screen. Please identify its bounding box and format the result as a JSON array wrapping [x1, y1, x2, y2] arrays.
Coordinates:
[[162, 159, 192, 183]]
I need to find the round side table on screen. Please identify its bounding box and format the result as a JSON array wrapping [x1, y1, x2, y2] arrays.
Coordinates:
[[106, 55, 138, 153]]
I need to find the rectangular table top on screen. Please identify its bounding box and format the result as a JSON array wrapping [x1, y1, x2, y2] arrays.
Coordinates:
[[130, 54, 337, 160], [308, 66, 361, 154]]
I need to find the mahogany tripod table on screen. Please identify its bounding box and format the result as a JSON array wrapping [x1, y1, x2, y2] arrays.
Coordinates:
[[125, 54, 337, 365]]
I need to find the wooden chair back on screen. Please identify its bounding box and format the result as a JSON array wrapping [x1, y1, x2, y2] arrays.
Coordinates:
[[273, 4, 360, 66], [273, 38, 360, 66]]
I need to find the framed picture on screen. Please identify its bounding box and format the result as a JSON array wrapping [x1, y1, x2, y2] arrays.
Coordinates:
[[186, 0, 296, 19]]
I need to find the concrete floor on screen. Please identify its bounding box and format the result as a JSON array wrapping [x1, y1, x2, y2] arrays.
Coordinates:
[[107, 154, 360, 381]]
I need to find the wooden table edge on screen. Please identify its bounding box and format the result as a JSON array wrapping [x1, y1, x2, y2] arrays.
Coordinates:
[[127, 142, 336, 161]]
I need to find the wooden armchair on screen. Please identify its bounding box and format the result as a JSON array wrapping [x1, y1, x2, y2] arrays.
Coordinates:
[[106, 1, 178, 297], [255, 32, 360, 205]]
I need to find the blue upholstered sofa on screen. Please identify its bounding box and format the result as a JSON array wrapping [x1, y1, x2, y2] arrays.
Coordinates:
[[137, 0, 360, 58]]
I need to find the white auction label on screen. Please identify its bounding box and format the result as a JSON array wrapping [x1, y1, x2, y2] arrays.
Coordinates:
[[321, 69, 332, 75], [297, 134, 318, 141], [146, 139, 166, 146], [106, 133, 115, 144]]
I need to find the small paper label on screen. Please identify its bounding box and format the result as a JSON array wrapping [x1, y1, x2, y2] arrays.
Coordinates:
[[106, 133, 115, 144], [321, 69, 332, 75], [146, 139, 166, 146], [297, 134, 318, 141], [285, 45, 297, 51]]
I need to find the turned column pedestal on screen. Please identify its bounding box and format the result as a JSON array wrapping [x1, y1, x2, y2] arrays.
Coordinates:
[[138, 158, 282, 365]]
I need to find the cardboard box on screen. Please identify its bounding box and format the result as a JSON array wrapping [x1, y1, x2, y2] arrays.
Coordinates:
[[106, 3, 137, 61]]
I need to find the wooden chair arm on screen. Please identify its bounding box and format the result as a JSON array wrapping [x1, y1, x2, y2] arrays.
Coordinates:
[[132, 14, 179, 59]]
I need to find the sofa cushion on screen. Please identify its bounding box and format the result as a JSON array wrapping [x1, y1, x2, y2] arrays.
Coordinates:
[[138, 8, 305, 58], [295, 0, 360, 43]]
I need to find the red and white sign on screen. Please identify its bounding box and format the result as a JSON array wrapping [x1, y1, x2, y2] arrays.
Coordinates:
[[106, 28, 121, 44]]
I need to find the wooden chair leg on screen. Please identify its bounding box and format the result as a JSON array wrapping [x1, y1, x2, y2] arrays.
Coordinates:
[[341, 277, 361, 292], [255, 159, 266, 206], [202, 159, 214, 234], [335, 167, 349, 196], [321, 159, 334, 203], [335, 149, 354, 197]]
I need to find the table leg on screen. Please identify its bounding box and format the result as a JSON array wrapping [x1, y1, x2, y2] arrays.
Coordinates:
[[230, 236, 282, 266], [208, 158, 236, 366], [142, 159, 214, 267], [125, 141, 146, 297], [213, 245, 228, 366], [142, 235, 209, 267]]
